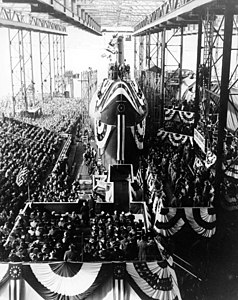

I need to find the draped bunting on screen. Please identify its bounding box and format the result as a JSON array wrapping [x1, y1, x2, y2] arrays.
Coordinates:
[[94, 119, 114, 149], [164, 109, 194, 124], [0, 262, 181, 300], [154, 207, 185, 237], [126, 261, 181, 300], [185, 208, 216, 238], [157, 130, 193, 146], [9, 263, 22, 300], [23, 262, 112, 300], [154, 207, 216, 238]]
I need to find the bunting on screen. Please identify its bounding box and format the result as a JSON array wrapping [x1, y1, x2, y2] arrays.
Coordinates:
[[95, 119, 113, 150], [113, 263, 125, 300], [154, 207, 216, 238], [157, 130, 193, 146], [154, 207, 185, 237], [0, 262, 182, 300], [126, 261, 181, 300], [164, 109, 194, 124], [9, 263, 22, 300]]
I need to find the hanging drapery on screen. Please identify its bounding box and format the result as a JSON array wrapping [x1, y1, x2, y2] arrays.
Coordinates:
[[95, 120, 113, 150], [164, 109, 194, 124], [9, 263, 22, 300], [178, 111, 194, 124], [157, 130, 193, 146], [126, 261, 181, 300], [0, 262, 182, 300], [164, 109, 177, 121], [154, 207, 216, 238], [23, 262, 112, 300], [154, 207, 185, 237], [184, 208, 216, 238]]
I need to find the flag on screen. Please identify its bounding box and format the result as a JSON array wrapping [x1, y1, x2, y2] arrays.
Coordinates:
[[143, 202, 152, 232], [136, 168, 143, 189], [9, 263, 22, 300], [113, 263, 125, 300], [16, 167, 28, 187]]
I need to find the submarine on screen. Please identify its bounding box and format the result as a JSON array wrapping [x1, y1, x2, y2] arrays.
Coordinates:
[[90, 35, 148, 205]]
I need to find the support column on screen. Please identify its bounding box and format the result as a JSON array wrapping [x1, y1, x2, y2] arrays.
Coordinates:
[[39, 33, 52, 102], [160, 28, 166, 127], [215, 3, 234, 208], [178, 26, 184, 100], [8, 29, 26, 115], [194, 21, 202, 127]]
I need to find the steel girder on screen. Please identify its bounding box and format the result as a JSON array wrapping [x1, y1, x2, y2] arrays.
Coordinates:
[[8, 29, 35, 115], [39, 33, 53, 102], [52, 35, 65, 97], [0, 6, 67, 35]]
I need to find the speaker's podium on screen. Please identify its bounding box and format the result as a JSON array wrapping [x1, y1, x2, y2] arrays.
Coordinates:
[[108, 164, 133, 213]]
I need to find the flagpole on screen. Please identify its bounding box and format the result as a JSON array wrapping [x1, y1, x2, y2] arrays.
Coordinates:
[[27, 182, 30, 201]]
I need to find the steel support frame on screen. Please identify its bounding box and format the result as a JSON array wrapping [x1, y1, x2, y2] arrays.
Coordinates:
[[8, 28, 35, 115], [53, 35, 65, 96], [80, 70, 97, 120], [145, 31, 162, 135], [215, 6, 236, 208], [162, 26, 184, 104], [39, 33, 53, 102]]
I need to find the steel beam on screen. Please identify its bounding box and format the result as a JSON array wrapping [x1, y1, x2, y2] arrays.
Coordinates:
[[0, 7, 67, 35], [134, 0, 215, 35], [215, 3, 234, 208], [39, 33, 53, 102]]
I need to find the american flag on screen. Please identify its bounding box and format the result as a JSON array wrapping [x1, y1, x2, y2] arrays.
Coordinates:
[[113, 263, 125, 300], [136, 168, 143, 189], [16, 167, 29, 187], [9, 263, 22, 300]]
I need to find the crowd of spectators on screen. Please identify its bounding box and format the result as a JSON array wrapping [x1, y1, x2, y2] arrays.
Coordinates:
[[83, 210, 160, 262], [0, 118, 63, 245], [15, 98, 83, 134], [144, 137, 215, 208], [1, 205, 162, 263]]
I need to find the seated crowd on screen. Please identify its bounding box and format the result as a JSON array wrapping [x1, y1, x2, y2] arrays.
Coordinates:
[[0, 118, 63, 245], [1, 206, 163, 263], [83, 210, 160, 262]]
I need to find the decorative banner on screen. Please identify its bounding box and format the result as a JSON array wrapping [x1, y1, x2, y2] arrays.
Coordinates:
[[113, 263, 125, 300], [154, 207, 185, 237], [23, 262, 112, 300], [194, 128, 206, 153], [126, 261, 181, 300], [9, 263, 22, 300], [95, 120, 113, 149], [154, 207, 216, 238], [164, 109, 176, 121], [157, 130, 193, 146], [179, 111, 194, 124], [164, 109, 194, 124], [184, 208, 216, 238], [0, 261, 183, 300]]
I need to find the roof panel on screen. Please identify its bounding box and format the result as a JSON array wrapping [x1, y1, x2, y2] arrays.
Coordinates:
[[77, 0, 164, 30]]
